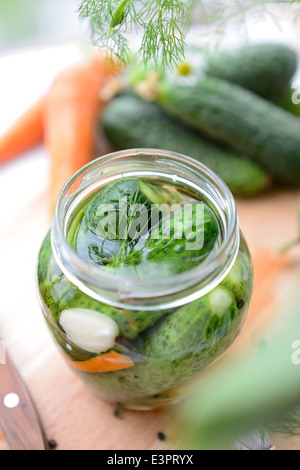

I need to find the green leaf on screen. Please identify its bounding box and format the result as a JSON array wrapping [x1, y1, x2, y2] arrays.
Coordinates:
[[78, 0, 193, 70]]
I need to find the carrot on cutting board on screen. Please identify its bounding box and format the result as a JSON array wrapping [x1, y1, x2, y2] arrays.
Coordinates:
[[67, 351, 134, 373], [0, 95, 45, 164], [45, 53, 119, 216]]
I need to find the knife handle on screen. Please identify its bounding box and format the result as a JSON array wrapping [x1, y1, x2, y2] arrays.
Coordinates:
[[0, 352, 48, 450]]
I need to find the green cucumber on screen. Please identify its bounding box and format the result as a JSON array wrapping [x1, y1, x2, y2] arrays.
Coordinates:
[[146, 202, 220, 275], [102, 95, 269, 196], [203, 43, 298, 99], [91, 285, 243, 402], [157, 77, 300, 186], [221, 250, 252, 306], [134, 286, 240, 371], [78, 286, 243, 402]]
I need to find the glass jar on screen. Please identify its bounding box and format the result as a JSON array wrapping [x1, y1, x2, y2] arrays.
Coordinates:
[[36, 149, 253, 410]]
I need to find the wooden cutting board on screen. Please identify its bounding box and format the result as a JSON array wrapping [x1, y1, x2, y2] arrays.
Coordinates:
[[0, 145, 300, 450]]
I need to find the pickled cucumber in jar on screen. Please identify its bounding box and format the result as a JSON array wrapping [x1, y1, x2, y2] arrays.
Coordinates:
[[37, 174, 252, 408]]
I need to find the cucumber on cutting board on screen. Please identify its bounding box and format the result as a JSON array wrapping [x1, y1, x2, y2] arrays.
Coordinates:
[[157, 77, 300, 186], [101, 95, 269, 197], [203, 42, 298, 99]]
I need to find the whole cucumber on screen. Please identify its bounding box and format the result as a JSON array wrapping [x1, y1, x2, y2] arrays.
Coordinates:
[[102, 95, 269, 196], [136, 286, 239, 360], [203, 43, 298, 99], [146, 202, 220, 275], [158, 77, 300, 186]]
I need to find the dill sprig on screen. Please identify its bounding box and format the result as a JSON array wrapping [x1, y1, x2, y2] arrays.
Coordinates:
[[78, 0, 300, 70], [78, 0, 193, 71], [190, 0, 300, 51]]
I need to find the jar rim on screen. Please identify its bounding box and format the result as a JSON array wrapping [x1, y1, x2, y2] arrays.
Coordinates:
[[51, 149, 240, 310]]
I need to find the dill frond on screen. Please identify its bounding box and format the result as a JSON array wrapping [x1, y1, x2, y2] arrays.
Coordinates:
[[78, 0, 300, 70], [78, 0, 193, 70]]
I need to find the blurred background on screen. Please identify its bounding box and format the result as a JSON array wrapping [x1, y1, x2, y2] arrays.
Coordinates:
[[0, 0, 86, 50], [0, 1, 87, 135]]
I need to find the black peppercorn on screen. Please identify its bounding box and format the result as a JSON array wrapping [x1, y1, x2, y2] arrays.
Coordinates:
[[113, 404, 124, 419], [48, 439, 58, 450]]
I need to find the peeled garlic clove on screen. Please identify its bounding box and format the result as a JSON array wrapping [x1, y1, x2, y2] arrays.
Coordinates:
[[59, 308, 119, 354]]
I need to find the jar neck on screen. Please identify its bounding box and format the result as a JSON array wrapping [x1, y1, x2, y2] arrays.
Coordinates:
[[51, 149, 240, 311]]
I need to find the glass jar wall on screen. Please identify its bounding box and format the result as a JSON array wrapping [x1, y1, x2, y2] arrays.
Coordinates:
[[37, 149, 253, 410]]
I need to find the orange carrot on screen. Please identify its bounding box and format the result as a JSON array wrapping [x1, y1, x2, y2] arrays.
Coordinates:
[[45, 53, 120, 216], [0, 96, 45, 164], [67, 351, 134, 373]]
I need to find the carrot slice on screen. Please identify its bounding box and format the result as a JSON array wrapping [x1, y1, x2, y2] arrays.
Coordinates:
[[67, 351, 134, 373], [0, 95, 45, 164]]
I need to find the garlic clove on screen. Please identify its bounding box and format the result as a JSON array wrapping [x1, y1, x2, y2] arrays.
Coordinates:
[[208, 286, 234, 317], [59, 308, 119, 354]]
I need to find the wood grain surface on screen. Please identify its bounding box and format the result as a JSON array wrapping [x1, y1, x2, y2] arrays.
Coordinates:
[[0, 352, 48, 450]]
